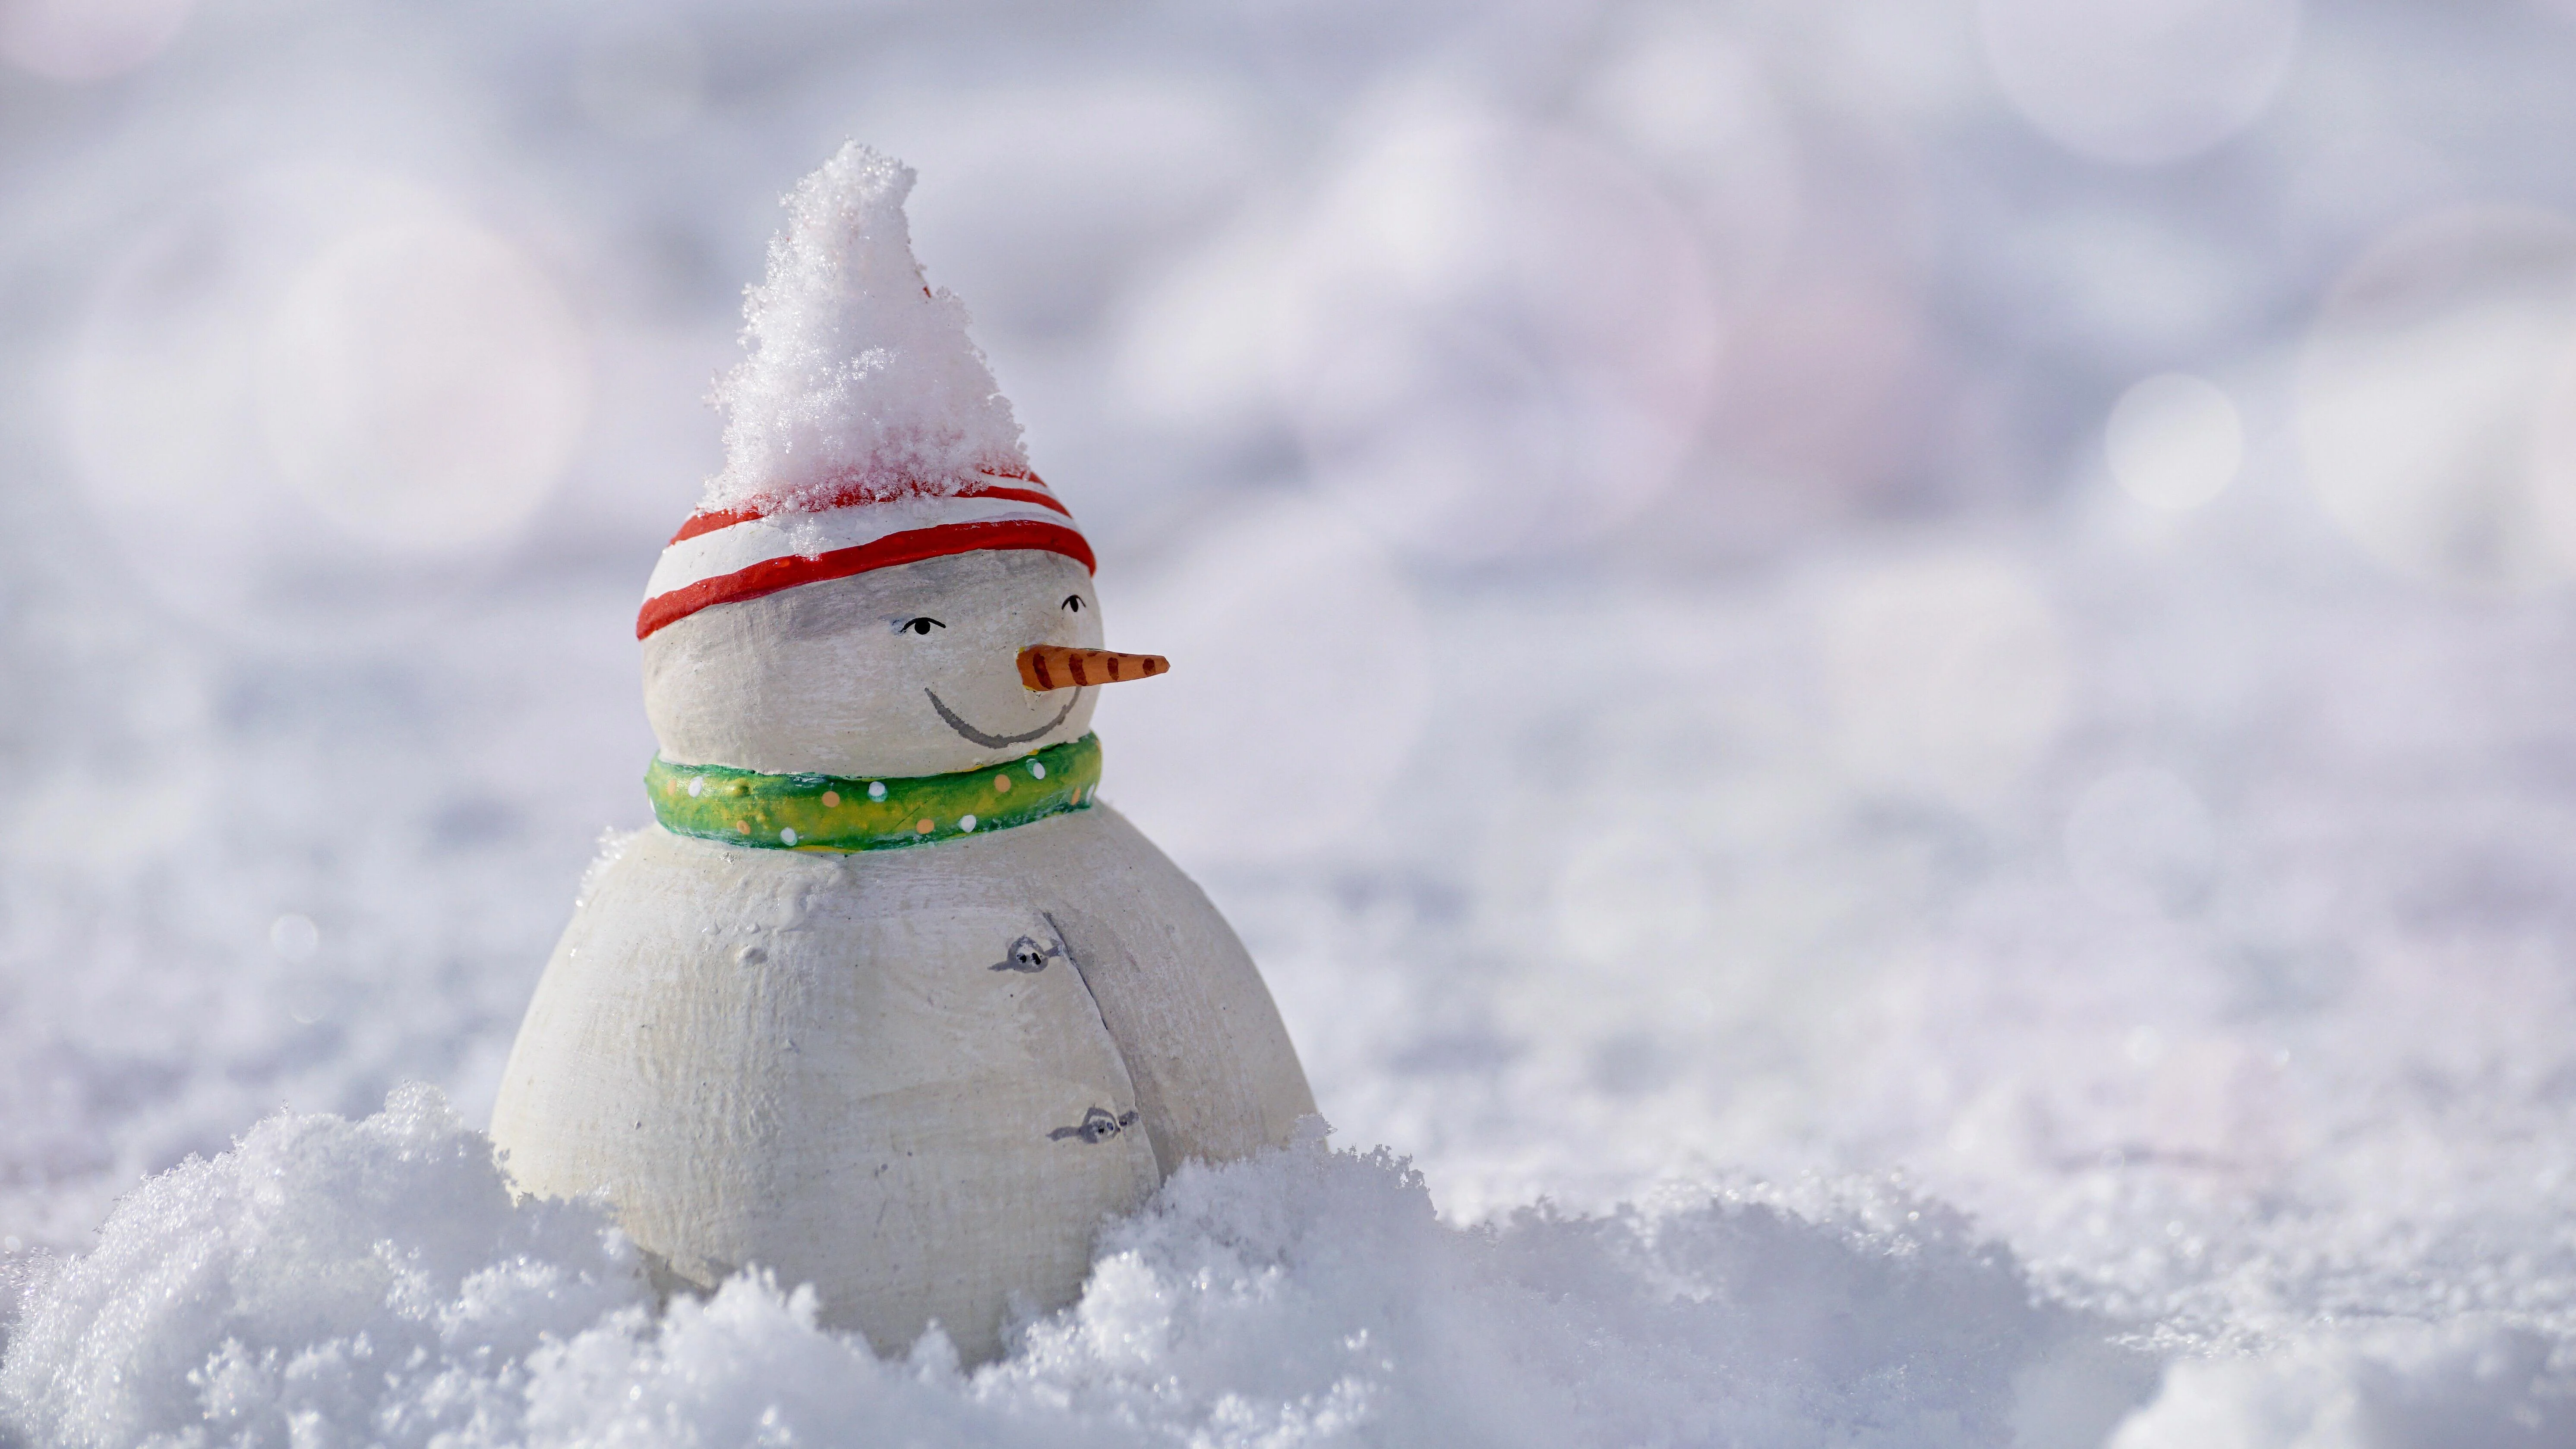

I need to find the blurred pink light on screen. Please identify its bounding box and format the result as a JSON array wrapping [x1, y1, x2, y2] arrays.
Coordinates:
[[68, 166, 591, 642], [1277, 108, 1723, 564], [0, 0, 192, 82]]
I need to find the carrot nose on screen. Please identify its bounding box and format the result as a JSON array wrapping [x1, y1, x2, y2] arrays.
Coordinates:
[[1019, 646, 1170, 691]]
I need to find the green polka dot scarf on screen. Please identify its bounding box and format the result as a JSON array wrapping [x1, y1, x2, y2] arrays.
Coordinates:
[[648, 733, 1102, 852]]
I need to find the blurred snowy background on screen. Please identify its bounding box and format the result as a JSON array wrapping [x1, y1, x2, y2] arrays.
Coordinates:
[[9, 0, 2576, 1443]]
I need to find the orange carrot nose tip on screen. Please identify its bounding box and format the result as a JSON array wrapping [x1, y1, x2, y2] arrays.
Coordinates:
[[1019, 646, 1173, 691]]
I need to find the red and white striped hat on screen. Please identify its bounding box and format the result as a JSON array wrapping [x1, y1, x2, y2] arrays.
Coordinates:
[[635, 471, 1092, 640], [643, 145, 1092, 639]]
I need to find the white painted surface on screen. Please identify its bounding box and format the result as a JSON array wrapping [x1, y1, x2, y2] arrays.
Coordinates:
[[502, 549, 1311, 1359], [491, 808, 1312, 1360]]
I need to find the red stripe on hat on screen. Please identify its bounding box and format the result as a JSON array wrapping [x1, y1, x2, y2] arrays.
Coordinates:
[[637, 518, 1097, 639], [666, 475, 1070, 546], [668, 506, 762, 545], [958, 484, 1073, 516]]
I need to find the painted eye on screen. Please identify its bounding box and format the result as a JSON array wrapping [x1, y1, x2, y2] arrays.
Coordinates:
[[897, 617, 945, 635], [1061, 595, 1085, 612]]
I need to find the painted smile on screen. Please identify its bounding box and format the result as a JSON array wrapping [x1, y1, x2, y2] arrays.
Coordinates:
[[925, 687, 1081, 749]]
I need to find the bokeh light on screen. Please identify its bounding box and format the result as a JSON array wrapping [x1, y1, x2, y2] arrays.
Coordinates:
[[69, 167, 590, 637], [259, 217, 589, 552], [2296, 205, 2576, 590], [0, 0, 192, 82], [2105, 372, 2244, 511], [1978, 0, 2302, 165], [1569, 4, 1802, 317], [268, 914, 320, 963], [1276, 101, 1723, 563]]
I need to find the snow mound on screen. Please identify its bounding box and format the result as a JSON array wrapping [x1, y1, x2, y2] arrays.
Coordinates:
[[2110, 1323, 2576, 1449], [3, 1090, 2145, 1448], [704, 142, 1030, 516], [0, 1084, 647, 1449], [991, 1123, 2134, 1448]]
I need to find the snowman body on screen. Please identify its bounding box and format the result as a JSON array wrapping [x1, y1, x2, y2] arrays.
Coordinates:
[[489, 548, 1316, 1361], [489, 803, 1307, 1361]]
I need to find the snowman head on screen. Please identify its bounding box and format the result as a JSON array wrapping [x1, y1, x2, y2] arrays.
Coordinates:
[[638, 145, 1162, 778], [641, 501, 1140, 778]]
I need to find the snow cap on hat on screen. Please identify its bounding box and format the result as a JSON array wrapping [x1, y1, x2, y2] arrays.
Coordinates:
[[638, 144, 1091, 639]]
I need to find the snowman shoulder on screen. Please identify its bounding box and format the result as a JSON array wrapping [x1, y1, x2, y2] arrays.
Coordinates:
[[1022, 801, 1219, 899], [1010, 803, 1319, 1165]]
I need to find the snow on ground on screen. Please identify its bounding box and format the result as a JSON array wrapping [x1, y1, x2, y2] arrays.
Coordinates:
[[0, 1087, 2126, 1448], [9, 1, 2576, 1445], [7, 472, 2575, 1446]]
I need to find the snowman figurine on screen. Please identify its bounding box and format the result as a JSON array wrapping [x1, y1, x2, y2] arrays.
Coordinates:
[[488, 145, 1315, 1363]]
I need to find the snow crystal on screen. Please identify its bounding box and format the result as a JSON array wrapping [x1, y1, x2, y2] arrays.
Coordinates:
[[0, 1092, 2144, 1449], [703, 143, 1030, 516], [572, 826, 642, 911]]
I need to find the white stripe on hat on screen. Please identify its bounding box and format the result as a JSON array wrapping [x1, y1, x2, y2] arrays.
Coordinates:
[[645, 490, 1074, 604], [635, 472, 1093, 639]]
